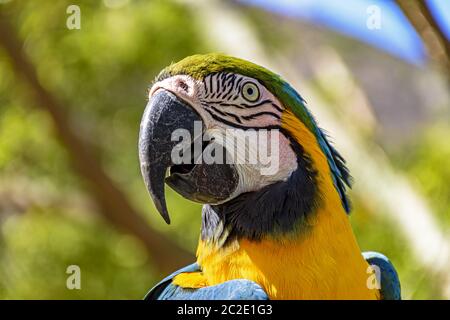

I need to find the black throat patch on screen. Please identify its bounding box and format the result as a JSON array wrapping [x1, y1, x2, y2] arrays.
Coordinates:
[[201, 136, 320, 246]]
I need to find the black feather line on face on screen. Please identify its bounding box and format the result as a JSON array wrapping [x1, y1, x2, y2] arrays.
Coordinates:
[[241, 111, 281, 121], [201, 130, 320, 245]]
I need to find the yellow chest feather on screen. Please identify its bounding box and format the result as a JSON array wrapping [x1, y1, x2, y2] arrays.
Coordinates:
[[174, 207, 379, 300]]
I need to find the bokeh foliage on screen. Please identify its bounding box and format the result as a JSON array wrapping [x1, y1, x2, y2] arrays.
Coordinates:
[[0, 0, 448, 299], [0, 0, 206, 299]]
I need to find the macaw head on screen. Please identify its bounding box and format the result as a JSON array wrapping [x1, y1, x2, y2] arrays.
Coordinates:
[[139, 53, 350, 242]]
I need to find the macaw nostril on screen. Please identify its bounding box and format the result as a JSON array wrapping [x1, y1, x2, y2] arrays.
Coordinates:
[[177, 80, 189, 92]]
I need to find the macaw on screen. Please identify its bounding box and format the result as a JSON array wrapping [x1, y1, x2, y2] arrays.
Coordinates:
[[138, 53, 400, 300]]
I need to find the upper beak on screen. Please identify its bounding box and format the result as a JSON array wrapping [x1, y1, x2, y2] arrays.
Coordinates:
[[138, 89, 202, 224]]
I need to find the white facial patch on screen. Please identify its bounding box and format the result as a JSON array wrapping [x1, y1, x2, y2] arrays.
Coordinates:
[[150, 73, 298, 202], [198, 73, 283, 129], [204, 127, 298, 202]]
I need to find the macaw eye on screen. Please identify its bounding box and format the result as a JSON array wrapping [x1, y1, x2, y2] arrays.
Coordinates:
[[241, 82, 260, 102]]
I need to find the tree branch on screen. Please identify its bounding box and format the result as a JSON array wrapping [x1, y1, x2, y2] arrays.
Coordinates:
[[395, 0, 450, 81]]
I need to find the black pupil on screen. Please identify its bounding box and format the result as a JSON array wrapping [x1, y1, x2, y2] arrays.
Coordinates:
[[247, 87, 254, 95]]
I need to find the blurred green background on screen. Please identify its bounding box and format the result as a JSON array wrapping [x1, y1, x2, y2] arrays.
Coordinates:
[[0, 0, 449, 299]]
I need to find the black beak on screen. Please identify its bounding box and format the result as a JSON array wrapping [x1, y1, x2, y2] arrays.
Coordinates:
[[138, 89, 238, 224], [138, 90, 202, 224]]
